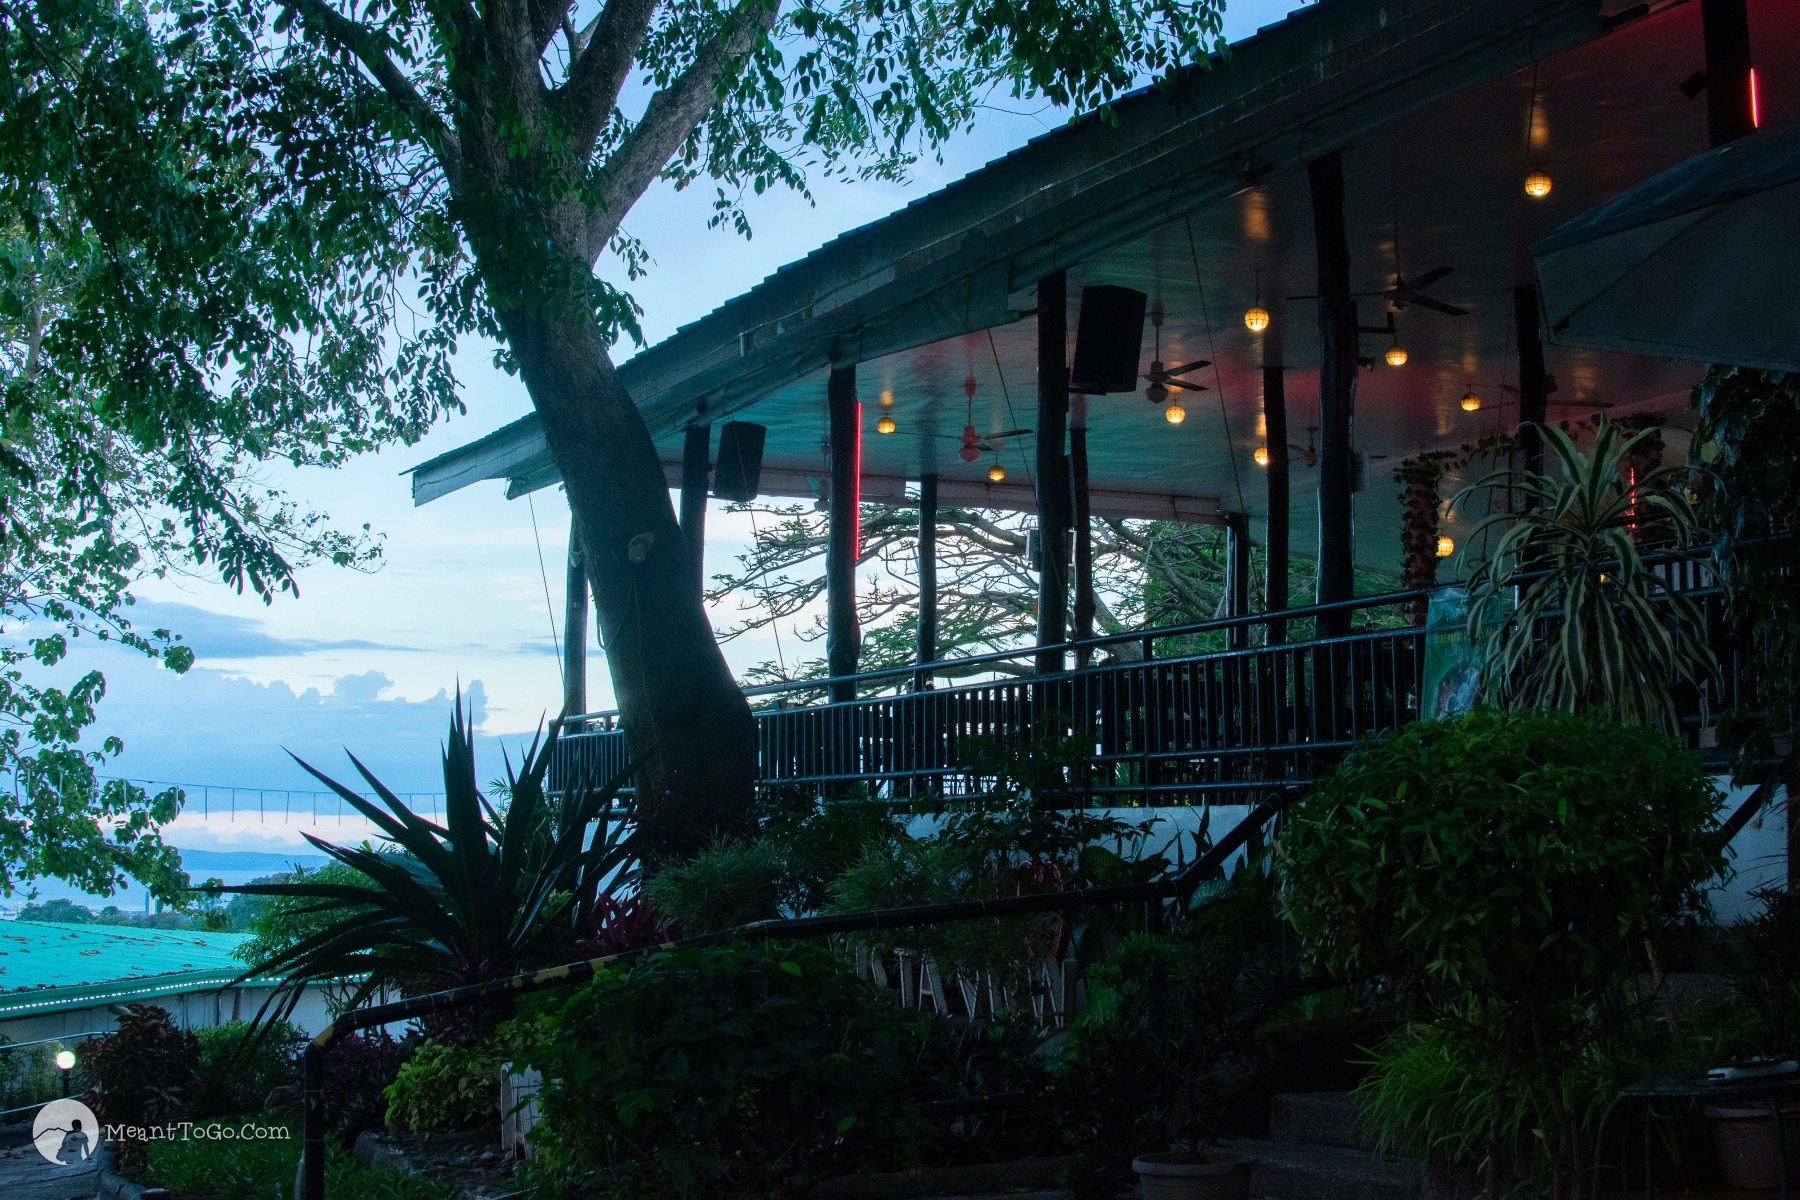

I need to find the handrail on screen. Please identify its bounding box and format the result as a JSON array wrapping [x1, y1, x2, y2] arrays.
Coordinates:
[[297, 790, 1294, 1200]]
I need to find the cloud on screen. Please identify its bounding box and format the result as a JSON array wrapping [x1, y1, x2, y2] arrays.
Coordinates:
[[121, 600, 420, 661]]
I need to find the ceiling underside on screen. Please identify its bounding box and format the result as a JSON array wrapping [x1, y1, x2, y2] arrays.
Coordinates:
[[411, 0, 1798, 573]]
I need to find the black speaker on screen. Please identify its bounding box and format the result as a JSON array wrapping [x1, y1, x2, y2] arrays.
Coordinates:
[[1070, 285, 1149, 394], [711, 421, 766, 502]]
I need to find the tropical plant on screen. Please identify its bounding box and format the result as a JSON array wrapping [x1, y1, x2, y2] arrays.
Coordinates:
[[1449, 419, 1716, 732], [384, 1038, 501, 1132], [1280, 708, 1727, 1200], [516, 941, 924, 1199], [81, 1004, 200, 1173], [1693, 365, 1800, 865], [144, 1115, 463, 1200], [219, 699, 640, 1030]]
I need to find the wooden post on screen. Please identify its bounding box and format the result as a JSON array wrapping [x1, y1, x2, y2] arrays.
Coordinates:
[[1035, 271, 1071, 674], [1309, 153, 1357, 637], [827, 366, 861, 702], [1224, 512, 1251, 650], [564, 518, 588, 717], [1702, 0, 1756, 146], [1263, 363, 1290, 646], [1513, 285, 1550, 482], [1070, 401, 1095, 667], [916, 473, 938, 679], [679, 424, 711, 595]]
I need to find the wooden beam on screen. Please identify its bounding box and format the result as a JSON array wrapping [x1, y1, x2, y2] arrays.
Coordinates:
[[1263, 363, 1290, 646], [826, 366, 861, 700], [1224, 511, 1251, 651], [564, 518, 588, 717], [680, 423, 711, 595], [1702, 0, 1756, 146], [1309, 152, 1357, 637], [1513, 284, 1550, 480], [1035, 271, 1071, 675], [917, 473, 938, 677], [1070, 415, 1096, 668]]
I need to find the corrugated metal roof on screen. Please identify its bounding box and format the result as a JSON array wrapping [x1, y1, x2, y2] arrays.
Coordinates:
[[0, 921, 266, 1019]]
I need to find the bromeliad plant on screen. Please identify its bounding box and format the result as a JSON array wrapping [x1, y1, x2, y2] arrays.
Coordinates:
[[220, 698, 640, 1031], [1449, 418, 1717, 732]]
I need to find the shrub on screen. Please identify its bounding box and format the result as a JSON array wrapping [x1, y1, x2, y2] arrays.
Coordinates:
[[1281, 708, 1727, 1200], [519, 940, 922, 1199], [81, 1004, 199, 1173], [323, 1031, 408, 1143], [642, 837, 785, 931], [191, 1020, 302, 1119], [144, 1115, 462, 1200], [0, 1038, 62, 1111], [384, 1039, 500, 1132]]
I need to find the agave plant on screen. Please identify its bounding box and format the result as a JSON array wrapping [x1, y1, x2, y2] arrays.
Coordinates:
[[219, 697, 640, 1028], [1448, 419, 1718, 732]]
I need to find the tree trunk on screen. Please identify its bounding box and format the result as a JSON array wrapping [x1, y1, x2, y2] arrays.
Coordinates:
[[497, 305, 756, 866]]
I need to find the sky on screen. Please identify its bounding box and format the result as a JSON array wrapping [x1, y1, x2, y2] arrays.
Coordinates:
[[54, 0, 1301, 862]]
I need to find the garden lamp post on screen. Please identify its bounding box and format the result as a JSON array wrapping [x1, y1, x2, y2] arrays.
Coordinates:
[[55, 1048, 75, 1097]]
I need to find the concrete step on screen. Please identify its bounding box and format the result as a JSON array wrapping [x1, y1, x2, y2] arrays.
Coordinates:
[[1225, 1137, 1428, 1200], [1268, 1091, 1372, 1152]]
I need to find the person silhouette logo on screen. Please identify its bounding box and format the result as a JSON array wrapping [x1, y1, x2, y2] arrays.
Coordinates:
[[31, 1098, 100, 1166]]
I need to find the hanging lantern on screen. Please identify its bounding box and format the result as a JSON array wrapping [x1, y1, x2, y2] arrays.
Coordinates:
[[1253, 446, 1271, 467], [1385, 344, 1408, 367], [876, 414, 896, 434], [1460, 390, 1482, 412], [1524, 169, 1553, 198], [1435, 535, 1455, 558], [987, 463, 1005, 483], [1244, 305, 1270, 333], [1165, 402, 1187, 425]]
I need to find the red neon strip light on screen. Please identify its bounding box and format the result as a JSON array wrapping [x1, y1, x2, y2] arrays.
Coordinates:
[[852, 402, 863, 559], [1750, 68, 1761, 128]]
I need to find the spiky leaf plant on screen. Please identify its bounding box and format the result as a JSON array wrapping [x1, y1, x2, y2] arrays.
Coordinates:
[[219, 698, 638, 1030], [1449, 420, 1717, 732]]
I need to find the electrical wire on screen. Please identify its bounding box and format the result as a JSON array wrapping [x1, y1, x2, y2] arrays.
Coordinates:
[[527, 493, 565, 684], [986, 329, 1034, 489], [1184, 216, 1248, 515]]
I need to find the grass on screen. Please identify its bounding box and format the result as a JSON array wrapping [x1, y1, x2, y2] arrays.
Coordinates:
[[143, 1116, 463, 1200]]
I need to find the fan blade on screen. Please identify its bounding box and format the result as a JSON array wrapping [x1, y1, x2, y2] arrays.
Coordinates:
[[1165, 378, 1209, 392], [1407, 294, 1469, 317], [1498, 383, 1520, 395], [976, 442, 995, 452], [1165, 359, 1211, 376], [983, 429, 1033, 441], [1409, 265, 1455, 291]]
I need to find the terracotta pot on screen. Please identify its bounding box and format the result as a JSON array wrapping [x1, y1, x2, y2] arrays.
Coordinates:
[[1706, 1103, 1800, 1189], [1131, 1150, 1254, 1200]]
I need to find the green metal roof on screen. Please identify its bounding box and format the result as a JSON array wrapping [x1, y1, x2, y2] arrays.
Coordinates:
[[0, 921, 271, 1020]]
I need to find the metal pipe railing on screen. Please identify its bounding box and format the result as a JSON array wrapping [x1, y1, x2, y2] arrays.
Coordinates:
[[297, 790, 1293, 1200]]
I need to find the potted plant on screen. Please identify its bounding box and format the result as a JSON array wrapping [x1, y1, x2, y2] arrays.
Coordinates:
[[1058, 852, 1290, 1200]]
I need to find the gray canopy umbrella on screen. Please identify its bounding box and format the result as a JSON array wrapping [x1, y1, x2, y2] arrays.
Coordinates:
[[1534, 122, 1800, 374]]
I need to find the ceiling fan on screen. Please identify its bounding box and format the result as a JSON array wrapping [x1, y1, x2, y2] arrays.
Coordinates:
[[1142, 305, 1210, 406], [946, 374, 1031, 462], [1360, 220, 1468, 316]]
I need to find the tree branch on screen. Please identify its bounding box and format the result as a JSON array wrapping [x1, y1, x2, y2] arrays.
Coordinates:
[[580, 0, 777, 259], [557, 0, 660, 164], [284, 0, 466, 192]]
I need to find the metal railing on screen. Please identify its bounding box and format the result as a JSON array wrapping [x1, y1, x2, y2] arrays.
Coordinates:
[[554, 550, 1741, 806]]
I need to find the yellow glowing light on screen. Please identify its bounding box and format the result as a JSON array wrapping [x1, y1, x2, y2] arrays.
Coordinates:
[[1461, 390, 1482, 412], [1243, 306, 1271, 333], [1385, 344, 1409, 367], [1435, 535, 1455, 559], [876, 414, 896, 434], [55, 1049, 76, 1071], [1524, 169, 1553, 198], [1253, 446, 1271, 467], [1165, 402, 1187, 425], [987, 463, 1005, 483], [879, 390, 894, 408]]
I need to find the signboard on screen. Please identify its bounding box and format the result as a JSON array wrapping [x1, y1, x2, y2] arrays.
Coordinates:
[[1420, 585, 1501, 720]]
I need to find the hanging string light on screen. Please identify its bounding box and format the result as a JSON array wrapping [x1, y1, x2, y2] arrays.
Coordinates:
[[1461, 388, 1482, 412], [876, 414, 896, 434], [1436, 535, 1456, 558], [1165, 401, 1187, 425], [1244, 269, 1270, 333], [1385, 342, 1408, 367], [1523, 62, 1552, 198], [988, 462, 1005, 482], [1254, 446, 1271, 467]]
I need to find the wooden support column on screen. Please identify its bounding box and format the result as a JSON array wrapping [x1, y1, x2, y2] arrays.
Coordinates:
[[564, 519, 588, 718], [1263, 362, 1290, 646], [827, 366, 861, 702], [1224, 511, 1251, 650], [1702, 0, 1756, 146], [1513, 285, 1550, 482], [916, 473, 938, 680], [1309, 153, 1357, 637], [680, 424, 711, 595], [1070, 396, 1095, 668], [1035, 271, 1072, 674]]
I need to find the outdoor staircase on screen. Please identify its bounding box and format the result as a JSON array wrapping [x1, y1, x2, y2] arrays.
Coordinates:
[[1227, 1091, 1435, 1200]]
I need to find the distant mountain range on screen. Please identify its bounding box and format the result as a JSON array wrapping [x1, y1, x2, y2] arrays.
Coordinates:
[[176, 848, 331, 873]]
